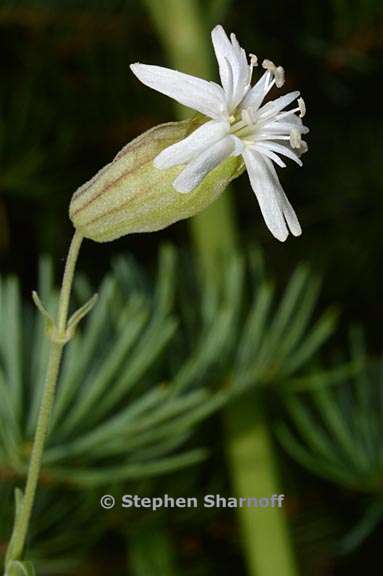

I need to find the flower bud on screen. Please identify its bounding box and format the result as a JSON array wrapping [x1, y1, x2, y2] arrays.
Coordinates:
[[69, 120, 244, 243]]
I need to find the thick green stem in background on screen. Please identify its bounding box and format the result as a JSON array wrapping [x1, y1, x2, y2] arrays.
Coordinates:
[[226, 393, 299, 576], [5, 231, 83, 567], [144, 2, 299, 575]]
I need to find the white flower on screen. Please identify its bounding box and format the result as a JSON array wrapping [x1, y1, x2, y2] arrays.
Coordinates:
[[130, 25, 309, 241]]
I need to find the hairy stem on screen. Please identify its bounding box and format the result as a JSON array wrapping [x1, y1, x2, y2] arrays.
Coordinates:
[[6, 231, 83, 565]]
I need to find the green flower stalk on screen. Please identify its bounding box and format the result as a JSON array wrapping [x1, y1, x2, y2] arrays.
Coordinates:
[[5, 231, 86, 576]]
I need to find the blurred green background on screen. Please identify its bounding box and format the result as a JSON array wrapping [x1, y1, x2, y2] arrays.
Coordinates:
[[1, 1, 383, 575]]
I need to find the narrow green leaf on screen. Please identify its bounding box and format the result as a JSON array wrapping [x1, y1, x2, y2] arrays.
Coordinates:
[[285, 310, 337, 374], [235, 281, 274, 371], [50, 449, 208, 486]]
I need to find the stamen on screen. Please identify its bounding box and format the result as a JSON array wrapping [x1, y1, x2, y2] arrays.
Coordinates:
[[298, 97, 306, 118], [299, 141, 308, 155], [242, 108, 254, 126], [265, 74, 275, 94], [290, 128, 302, 149], [230, 109, 258, 139], [276, 109, 298, 121], [256, 135, 291, 141], [248, 53, 258, 84], [250, 54, 258, 67], [262, 59, 285, 88], [276, 101, 303, 121], [231, 118, 247, 132]]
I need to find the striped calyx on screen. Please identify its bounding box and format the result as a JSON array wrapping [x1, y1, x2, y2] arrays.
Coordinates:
[[69, 119, 244, 243]]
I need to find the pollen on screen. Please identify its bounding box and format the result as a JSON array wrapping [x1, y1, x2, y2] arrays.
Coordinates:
[[262, 59, 285, 88], [298, 98, 306, 118], [290, 128, 302, 149], [250, 54, 258, 67]]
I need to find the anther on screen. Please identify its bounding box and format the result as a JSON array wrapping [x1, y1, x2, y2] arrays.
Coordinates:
[[250, 54, 258, 67], [290, 128, 302, 149], [274, 66, 285, 88], [298, 97, 306, 118], [248, 53, 258, 85], [262, 59, 285, 87]]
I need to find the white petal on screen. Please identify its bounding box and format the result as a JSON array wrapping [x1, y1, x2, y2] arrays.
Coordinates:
[[173, 136, 235, 193], [130, 63, 226, 120], [240, 70, 270, 111], [243, 150, 289, 241], [211, 26, 232, 86], [255, 117, 309, 141], [264, 157, 302, 236], [258, 91, 300, 120], [211, 25, 250, 109], [255, 141, 302, 166], [154, 120, 229, 169], [230, 135, 246, 156], [279, 193, 302, 236], [243, 149, 301, 240], [253, 144, 286, 168], [264, 114, 309, 134]]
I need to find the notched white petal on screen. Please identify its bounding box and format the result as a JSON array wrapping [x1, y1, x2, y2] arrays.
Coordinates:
[[264, 157, 302, 237], [173, 136, 235, 193], [253, 144, 286, 168], [258, 91, 300, 119], [256, 142, 303, 166], [211, 25, 251, 110], [240, 70, 270, 112], [243, 150, 289, 241], [154, 120, 229, 169]]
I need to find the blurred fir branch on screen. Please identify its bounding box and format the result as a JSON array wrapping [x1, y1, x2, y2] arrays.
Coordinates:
[[0, 243, 336, 571], [230, 254, 337, 392], [0, 246, 212, 489], [0, 245, 336, 489], [277, 328, 383, 551], [277, 328, 383, 492]]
